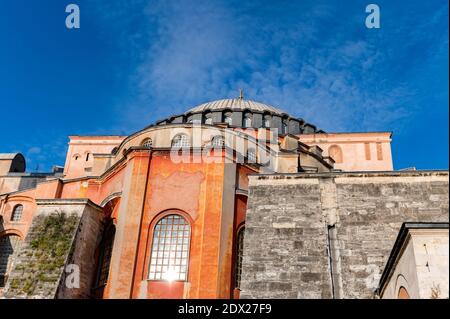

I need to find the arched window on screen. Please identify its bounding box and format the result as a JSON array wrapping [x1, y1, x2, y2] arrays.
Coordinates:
[[234, 227, 245, 289], [85, 152, 90, 162], [149, 214, 191, 281], [244, 113, 252, 128], [11, 205, 23, 222], [94, 223, 116, 288], [0, 235, 21, 287], [204, 113, 213, 125], [141, 138, 153, 148], [212, 136, 225, 147], [73, 154, 80, 161], [282, 120, 289, 134], [171, 134, 190, 148], [247, 148, 257, 163], [398, 286, 410, 299], [264, 115, 271, 128], [328, 145, 343, 163], [224, 112, 232, 125]]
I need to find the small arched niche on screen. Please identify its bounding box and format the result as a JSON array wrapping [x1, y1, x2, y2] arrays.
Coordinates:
[[328, 145, 343, 163]]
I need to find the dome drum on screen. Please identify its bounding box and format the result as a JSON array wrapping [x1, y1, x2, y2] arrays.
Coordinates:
[[155, 98, 322, 135]]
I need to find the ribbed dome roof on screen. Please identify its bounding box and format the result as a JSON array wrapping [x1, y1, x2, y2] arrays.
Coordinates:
[[187, 98, 286, 115]]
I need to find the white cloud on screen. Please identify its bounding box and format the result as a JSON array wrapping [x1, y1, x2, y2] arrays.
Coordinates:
[[91, 0, 446, 134]]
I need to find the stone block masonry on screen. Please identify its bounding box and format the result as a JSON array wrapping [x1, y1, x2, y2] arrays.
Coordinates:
[[239, 170, 449, 299], [4, 199, 103, 299]]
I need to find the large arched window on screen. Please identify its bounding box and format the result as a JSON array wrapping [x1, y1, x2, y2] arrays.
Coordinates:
[[0, 235, 21, 287], [141, 138, 153, 148], [234, 227, 245, 289], [11, 205, 23, 222], [171, 134, 190, 148], [149, 214, 191, 281]]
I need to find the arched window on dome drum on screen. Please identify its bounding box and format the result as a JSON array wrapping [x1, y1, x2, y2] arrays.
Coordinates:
[[264, 115, 271, 128], [234, 227, 245, 289], [171, 134, 190, 148], [0, 234, 21, 287], [224, 112, 232, 125], [328, 145, 343, 164], [11, 205, 23, 222], [141, 138, 153, 148], [244, 113, 252, 128], [149, 214, 191, 281], [282, 119, 288, 134], [212, 135, 225, 147], [204, 113, 213, 125], [247, 148, 257, 163]]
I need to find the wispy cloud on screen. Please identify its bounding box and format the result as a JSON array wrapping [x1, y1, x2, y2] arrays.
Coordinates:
[[3, 0, 446, 171], [89, 0, 447, 134]]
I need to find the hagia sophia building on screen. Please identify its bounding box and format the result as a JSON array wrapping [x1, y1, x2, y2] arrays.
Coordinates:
[[0, 94, 448, 299]]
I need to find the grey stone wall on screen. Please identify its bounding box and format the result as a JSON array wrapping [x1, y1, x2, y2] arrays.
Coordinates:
[[56, 201, 104, 299], [240, 171, 449, 299], [240, 180, 333, 299], [3, 199, 103, 299]]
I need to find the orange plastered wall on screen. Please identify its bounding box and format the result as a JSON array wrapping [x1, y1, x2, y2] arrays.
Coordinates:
[[0, 192, 37, 240], [64, 136, 125, 179], [129, 152, 232, 299], [299, 132, 393, 171]]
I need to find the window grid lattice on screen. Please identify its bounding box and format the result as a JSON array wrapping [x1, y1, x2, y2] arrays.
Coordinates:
[[0, 235, 21, 287], [247, 149, 257, 163], [11, 205, 23, 222], [142, 138, 153, 148], [212, 136, 225, 147], [172, 134, 190, 148], [235, 228, 245, 288], [149, 215, 190, 281]]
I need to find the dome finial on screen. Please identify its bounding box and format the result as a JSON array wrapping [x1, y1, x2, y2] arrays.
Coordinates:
[[239, 89, 244, 100]]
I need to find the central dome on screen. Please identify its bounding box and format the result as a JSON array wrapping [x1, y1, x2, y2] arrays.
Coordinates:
[[187, 98, 286, 115], [152, 96, 323, 135]]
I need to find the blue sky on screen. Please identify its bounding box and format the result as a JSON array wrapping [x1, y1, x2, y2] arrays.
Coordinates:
[[0, 0, 448, 171]]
